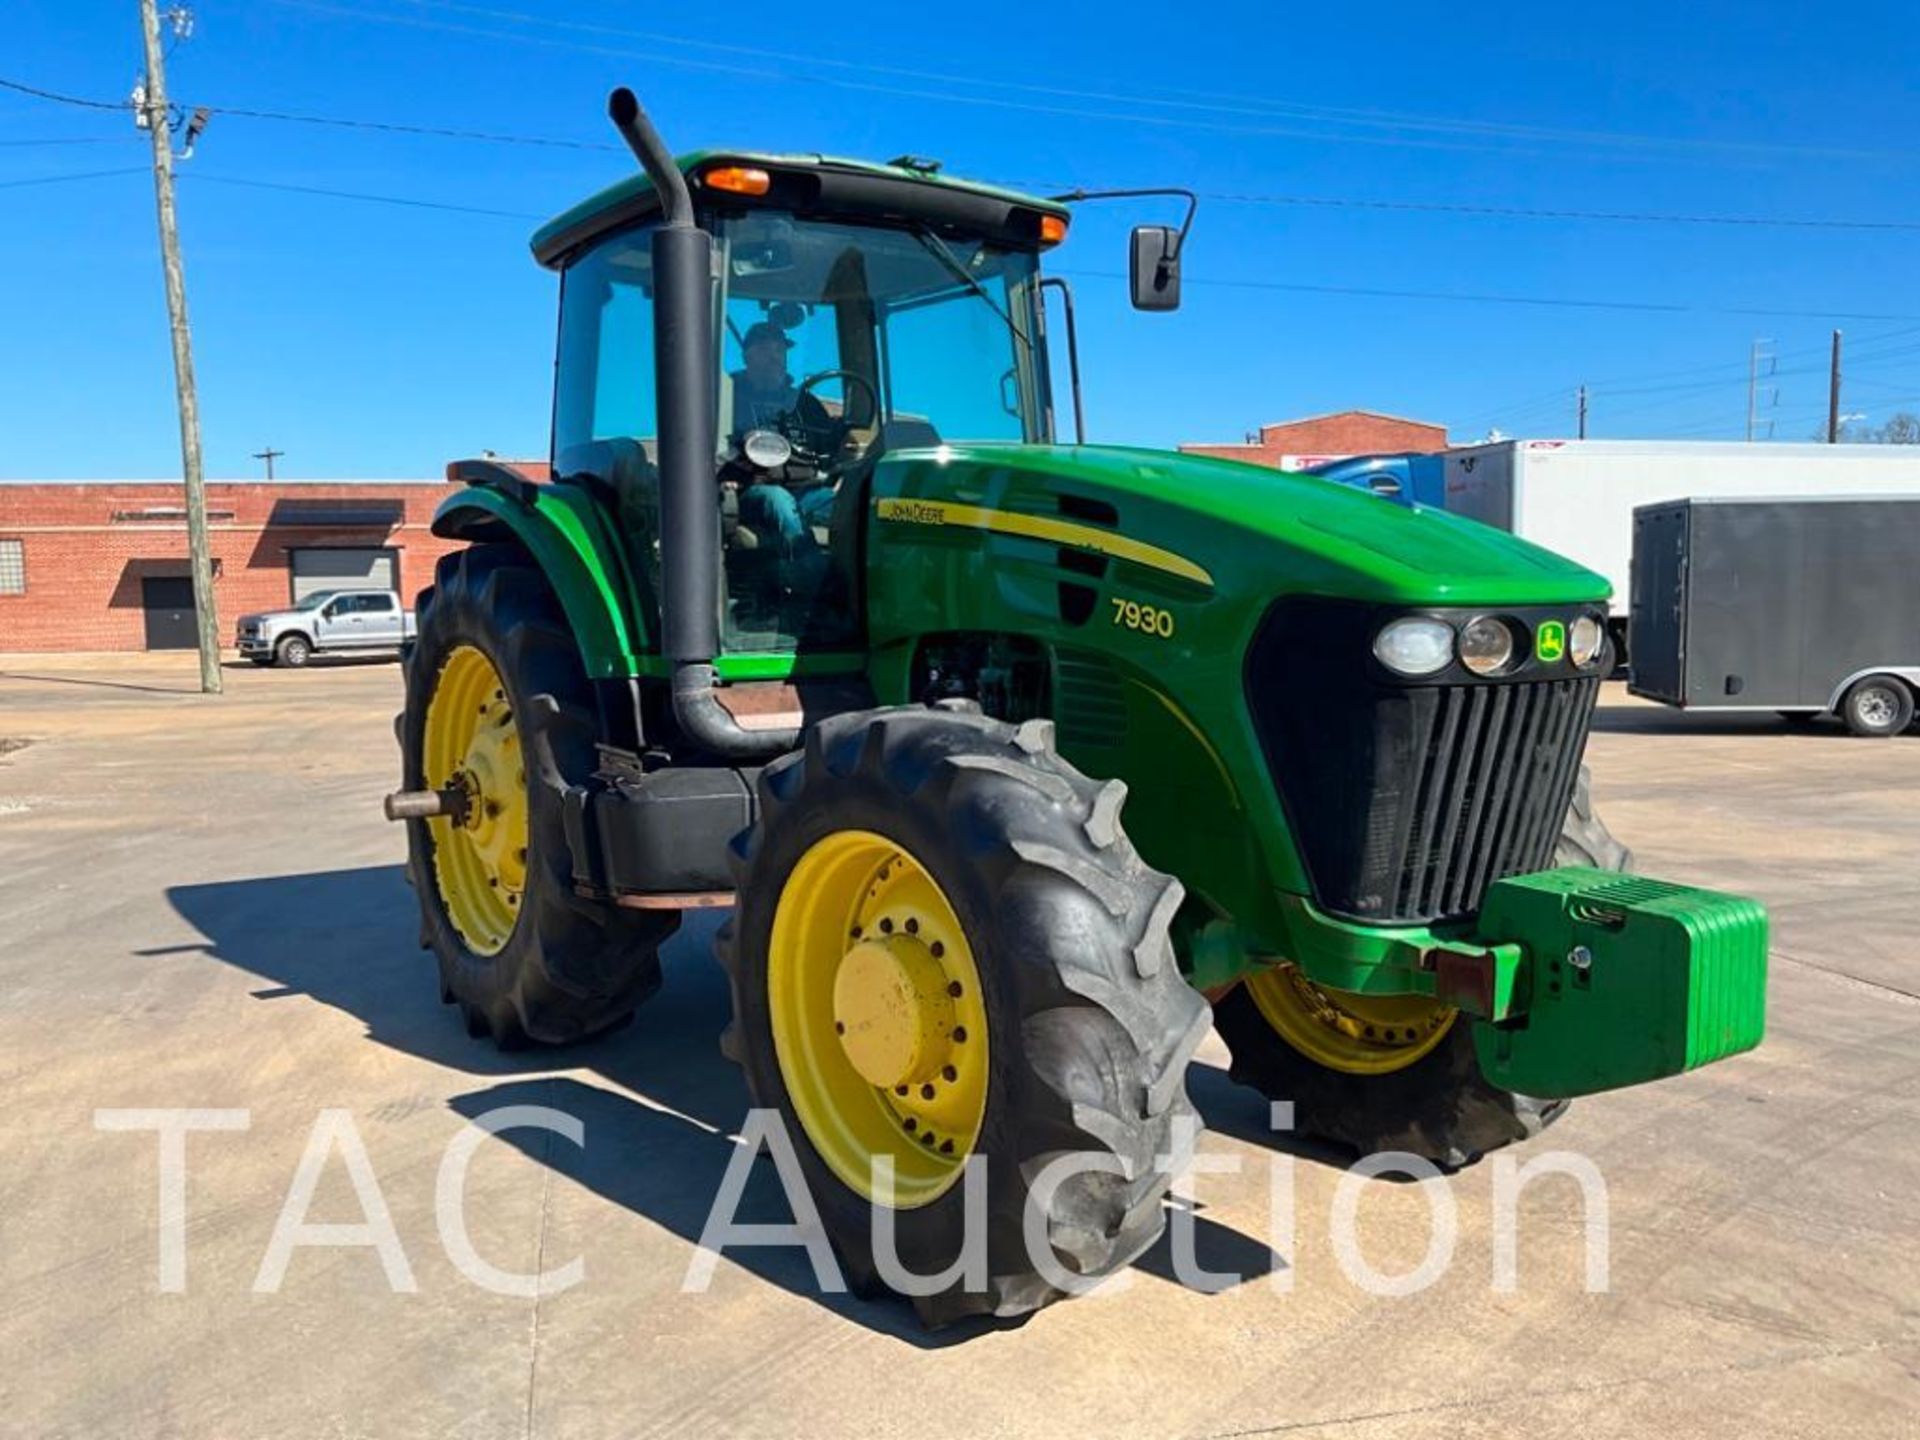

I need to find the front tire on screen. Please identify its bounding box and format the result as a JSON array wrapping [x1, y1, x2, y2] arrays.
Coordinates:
[[717, 708, 1209, 1326], [274, 634, 312, 668], [1840, 676, 1914, 738], [1213, 765, 1629, 1168], [399, 543, 677, 1047]]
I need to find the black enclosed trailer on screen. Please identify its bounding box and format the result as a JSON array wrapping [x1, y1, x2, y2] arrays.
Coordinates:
[[1629, 495, 1920, 736]]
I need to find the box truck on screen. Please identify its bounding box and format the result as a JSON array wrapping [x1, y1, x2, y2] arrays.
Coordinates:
[[1433, 441, 1920, 658], [1629, 495, 1920, 736]]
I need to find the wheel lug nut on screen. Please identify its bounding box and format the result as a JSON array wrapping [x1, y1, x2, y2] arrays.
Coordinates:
[[951, 1026, 966, 1043], [946, 980, 962, 998], [834, 1020, 845, 1035], [920, 1083, 936, 1100], [942, 1065, 957, 1082], [939, 1139, 954, 1154], [894, 1085, 908, 1097], [905, 917, 919, 934], [903, 1117, 916, 1132], [879, 918, 893, 934]]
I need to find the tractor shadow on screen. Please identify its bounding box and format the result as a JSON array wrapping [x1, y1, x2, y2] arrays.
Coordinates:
[[166, 864, 1283, 1345]]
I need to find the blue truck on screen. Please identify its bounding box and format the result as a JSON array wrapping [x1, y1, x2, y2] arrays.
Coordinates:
[[1305, 451, 1445, 507]]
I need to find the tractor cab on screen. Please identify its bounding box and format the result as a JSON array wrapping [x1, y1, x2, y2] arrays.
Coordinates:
[[544, 153, 1068, 658], [536, 140, 1184, 664]]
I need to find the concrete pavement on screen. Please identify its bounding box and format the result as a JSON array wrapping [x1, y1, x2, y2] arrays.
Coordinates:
[[0, 653, 1914, 1438]]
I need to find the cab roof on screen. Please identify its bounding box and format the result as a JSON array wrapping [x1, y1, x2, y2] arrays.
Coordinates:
[[530, 149, 1071, 269]]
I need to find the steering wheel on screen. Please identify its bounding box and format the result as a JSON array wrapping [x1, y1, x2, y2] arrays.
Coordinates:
[[789, 369, 881, 465]]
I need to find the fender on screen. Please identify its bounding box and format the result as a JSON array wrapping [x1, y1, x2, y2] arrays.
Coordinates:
[[431, 471, 647, 679]]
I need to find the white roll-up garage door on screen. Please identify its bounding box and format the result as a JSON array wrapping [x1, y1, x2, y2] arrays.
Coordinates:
[[289, 546, 399, 602]]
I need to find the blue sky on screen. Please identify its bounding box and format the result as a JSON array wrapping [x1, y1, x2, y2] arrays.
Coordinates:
[[5, 0, 1920, 478]]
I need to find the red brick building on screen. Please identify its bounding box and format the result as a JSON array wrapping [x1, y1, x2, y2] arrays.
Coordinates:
[[0, 478, 478, 653], [1180, 410, 1449, 470]]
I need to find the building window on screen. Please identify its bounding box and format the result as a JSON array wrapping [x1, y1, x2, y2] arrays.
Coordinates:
[[0, 539, 23, 595]]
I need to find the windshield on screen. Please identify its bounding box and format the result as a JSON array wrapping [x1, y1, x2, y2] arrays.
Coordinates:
[[293, 591, 337, 611], [714, 211, 1046, 448]]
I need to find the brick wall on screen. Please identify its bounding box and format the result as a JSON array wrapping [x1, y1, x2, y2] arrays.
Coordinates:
[[0, 481, 472, 653], [1180, 410, 1448, 469]]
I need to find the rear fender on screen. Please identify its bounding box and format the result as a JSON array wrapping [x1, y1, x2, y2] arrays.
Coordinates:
[[431, 480, 645, 678]]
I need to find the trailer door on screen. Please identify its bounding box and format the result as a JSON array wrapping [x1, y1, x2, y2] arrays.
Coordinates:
[[1629, 502, 1688, 704]]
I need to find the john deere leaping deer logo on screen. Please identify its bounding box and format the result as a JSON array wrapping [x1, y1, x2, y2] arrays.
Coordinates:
[[1536, 619, 1568, 663]]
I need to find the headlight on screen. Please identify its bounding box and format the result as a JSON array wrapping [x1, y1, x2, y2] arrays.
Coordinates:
[[1373, 617, 1454, 677], [1459, 616, 1516, 676], [1569, 614, 1606, 668]]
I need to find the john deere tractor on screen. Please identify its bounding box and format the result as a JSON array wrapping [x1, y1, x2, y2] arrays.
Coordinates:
[[386, 88, 1768, 1324]]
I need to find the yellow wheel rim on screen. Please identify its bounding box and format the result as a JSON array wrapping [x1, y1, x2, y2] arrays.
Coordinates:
[[1244, 965, 1455, 1076], [768, 831, 989, 1208], [422, 645, 528, 956]]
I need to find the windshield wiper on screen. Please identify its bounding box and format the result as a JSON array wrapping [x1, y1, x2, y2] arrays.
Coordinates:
[[911, 226, 1032, 356]]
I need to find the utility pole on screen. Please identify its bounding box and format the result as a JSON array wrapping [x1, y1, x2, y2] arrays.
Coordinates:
[[1746, 338, 1776, 443], [253, 446, 284, 480], [1827, 330, 1844, 444], [137, 0, 220, 694], [1576, 385, 1588, 440]]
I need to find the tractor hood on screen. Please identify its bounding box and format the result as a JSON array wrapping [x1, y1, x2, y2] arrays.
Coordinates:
[[872, 443, 1610, 607]]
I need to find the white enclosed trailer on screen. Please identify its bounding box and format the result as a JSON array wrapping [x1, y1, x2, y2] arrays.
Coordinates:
[[1441, 440, 1920, 642]]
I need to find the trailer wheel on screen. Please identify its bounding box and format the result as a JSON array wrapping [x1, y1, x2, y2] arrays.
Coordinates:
[[1213, 766, 1628, 1168], [1839, 676, 1914, 738], [399, 543, 677, 1047], [717, 708, 1208, 1325]]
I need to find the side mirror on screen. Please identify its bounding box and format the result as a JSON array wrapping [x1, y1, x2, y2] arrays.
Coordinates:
[[1130, 224, 1182, 311]]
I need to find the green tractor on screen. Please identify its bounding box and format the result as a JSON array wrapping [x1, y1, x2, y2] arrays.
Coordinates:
[[386, 88, 1768, 1324]]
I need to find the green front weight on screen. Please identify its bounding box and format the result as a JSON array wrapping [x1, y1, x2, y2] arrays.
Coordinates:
[[1470, 867, 1769, 1100]]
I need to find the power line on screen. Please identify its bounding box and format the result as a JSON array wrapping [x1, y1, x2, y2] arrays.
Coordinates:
[[0, 165, 148, 190], [0, 76, 127, 111], [1059, 268, 1920, 323], [1182, 189, 1920, 234], [0, 136, 136, 147], [185, 171, 543, 217], [15, 150, 1917, 329], [273, 0, 1920, 165], [12, 71, 1920, 234], [0, 72, 625, 151]]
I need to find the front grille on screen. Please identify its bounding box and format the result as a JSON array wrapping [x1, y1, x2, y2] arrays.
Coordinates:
[[1247, 598, 1602, 925]]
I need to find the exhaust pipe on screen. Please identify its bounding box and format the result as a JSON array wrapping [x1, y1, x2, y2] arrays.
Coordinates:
[[607, 87, 799, 759]]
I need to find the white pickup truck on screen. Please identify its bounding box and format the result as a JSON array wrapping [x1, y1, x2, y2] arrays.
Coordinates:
[[235, 589, 417, 668]]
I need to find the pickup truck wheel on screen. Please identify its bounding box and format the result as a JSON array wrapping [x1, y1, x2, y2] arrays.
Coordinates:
[[399, 542, 677, 1047], [1213, 766, 1627, 1169], [274, 634, 312, 668]]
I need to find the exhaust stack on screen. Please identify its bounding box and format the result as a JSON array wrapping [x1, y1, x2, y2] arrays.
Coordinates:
[[606, 87, 798, 758]]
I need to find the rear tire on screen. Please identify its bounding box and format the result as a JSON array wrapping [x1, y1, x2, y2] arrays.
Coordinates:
[[399, 543, 677, 1047], [717, 708, 1208, 1326], [1213, 765, 1628, 1168], [1840, 676, 1914, 738]]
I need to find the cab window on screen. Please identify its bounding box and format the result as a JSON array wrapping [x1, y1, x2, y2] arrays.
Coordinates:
[[712, 210, 1042, 654]]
